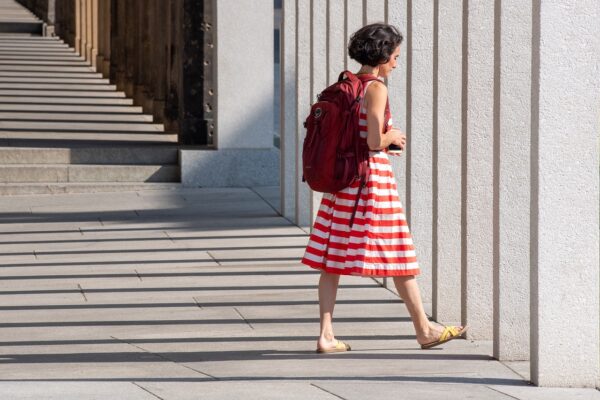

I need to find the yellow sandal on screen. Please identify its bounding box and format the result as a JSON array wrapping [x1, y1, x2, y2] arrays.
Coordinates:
[[420, 325, 468, 350], [316, 340, 352, 354]]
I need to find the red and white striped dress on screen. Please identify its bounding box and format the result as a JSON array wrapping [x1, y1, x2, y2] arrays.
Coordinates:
[[301, 81, 420, 277]]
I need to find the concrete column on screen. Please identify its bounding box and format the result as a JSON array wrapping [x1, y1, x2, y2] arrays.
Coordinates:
[[364, 0, 385, 24], [96, 0, 105, 71], [432, 0, 462, 325], [386, 0, 408, 214], [493, 0, 531, 361], [463, 0, 494, 339], [85, 0, 92, 63], [124, 0, 137, 97], [280, 0, 297, 222], [406, 0, 434, 303], [295, 0, 311, 227], [345, 0, 362, 71], [90, 0, 98, 68], [101, 0, 111, 77], [530, 0, 600, 387], [135, 0, 150, 110], [74, 0, 82, 54], [152, 0, 167, 123], [180, 0, 277, 187], [327, 0, 345, 85], [111, 0, 126, 90]]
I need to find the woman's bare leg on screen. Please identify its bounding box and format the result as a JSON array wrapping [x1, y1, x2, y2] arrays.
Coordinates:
[[393, 276, 456, 345], [317, 271, 340, 349]]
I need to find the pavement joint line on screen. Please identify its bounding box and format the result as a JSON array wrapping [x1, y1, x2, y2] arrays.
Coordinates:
[[78, 227, 84, 236], [486, 385, 523, 400], [163, 230, 175, 243], [248, 185, 280, 216], [131, 382, 165, 400], [134, 269, 142, 281], [206, 250, 221, 266], [77, 283, 87, 301], [98, 217, 104, 226], [233, 307, 255, 330], [32, 249, 38, 259], [111, 335, 219, 381], [310, 383, 348, 400], [192, 296, 204, 309]]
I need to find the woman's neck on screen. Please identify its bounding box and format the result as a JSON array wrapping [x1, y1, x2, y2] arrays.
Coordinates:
[[357, 66, 380, 77]]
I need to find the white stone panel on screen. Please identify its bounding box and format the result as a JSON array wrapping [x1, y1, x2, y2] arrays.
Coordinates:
[[531, 0, 600, 388], [494, 0, 531, 361], [364, 0, 385, 24], [407, 0, 434, 303], [214, 1, 274, 149], [295, 0, 312, 228], [345, 0, 363, 71], [433, 0, 462, 325], [328, 0, 346, 85], [463, 0, 494, 339], [281, 0, 297, 221]]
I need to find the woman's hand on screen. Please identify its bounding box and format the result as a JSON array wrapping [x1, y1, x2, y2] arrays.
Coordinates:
[[390, 129, 406, 149]]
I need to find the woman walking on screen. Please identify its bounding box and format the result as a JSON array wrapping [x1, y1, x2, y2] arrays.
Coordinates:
[[301, 23, 467, 353]]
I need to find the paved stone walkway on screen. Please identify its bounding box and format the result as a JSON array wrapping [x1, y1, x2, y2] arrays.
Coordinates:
[[0, 188, 598, 399]]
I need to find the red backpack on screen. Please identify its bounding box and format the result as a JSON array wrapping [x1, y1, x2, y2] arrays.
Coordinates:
[[302, 71, 378, 194]]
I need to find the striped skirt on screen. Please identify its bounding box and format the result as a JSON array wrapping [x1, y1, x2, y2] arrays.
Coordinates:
[[301, 151, 420, 277]]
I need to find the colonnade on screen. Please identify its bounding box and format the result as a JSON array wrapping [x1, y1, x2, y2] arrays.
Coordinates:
[[280, 0, 599, 388], [19, 0, 210, 145]]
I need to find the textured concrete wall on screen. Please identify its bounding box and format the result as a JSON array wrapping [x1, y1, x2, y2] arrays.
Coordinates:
[[214, 0, 273, 149], [406, 1, 434, 303], [280, 0, 297, 221], [493, 0, 531, 361], [463, 0, 494, 339], [530, 0, 600, 387], [433, 0, 462, 325], [295, 0, 312, 227]]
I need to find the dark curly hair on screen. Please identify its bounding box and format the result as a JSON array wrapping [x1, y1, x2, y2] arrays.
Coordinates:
[[348, 23, 403, 67]]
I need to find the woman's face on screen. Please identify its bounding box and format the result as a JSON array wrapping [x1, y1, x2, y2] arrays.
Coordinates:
[[378, 46, 401, 78]]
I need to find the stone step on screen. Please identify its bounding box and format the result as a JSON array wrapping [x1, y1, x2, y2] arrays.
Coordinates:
[[0, 77, 110, 84], [0, 104, 143, 113], [0, 59, 90, 66], [0, 146, 178, 165], [0, 65, 94, 72], [0, 131, 178, 143], [0, 89, 125, 97], [0, 71, 102, 78], [0, 164, 180, 183], [0, 121, 164, 132], [0, 49, 76, 55], [0, 42, 69, 48], [0, 36, 63, 42], [0, 182, 182, 196], [0, 96, 134, 105], [0, 83, 117, 90], [0, 112, 153, 122], [0, 54, 85, 61]]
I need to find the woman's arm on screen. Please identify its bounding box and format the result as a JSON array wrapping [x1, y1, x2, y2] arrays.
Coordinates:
[[364, 81, 403, 151]]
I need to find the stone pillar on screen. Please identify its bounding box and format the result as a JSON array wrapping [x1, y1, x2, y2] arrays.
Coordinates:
[[151, 0, 167, 123], [111, 0, 126, 90], [387, 0, 408, 217], [530, 0, 600, 387], [493, 0, 531, 361], [90, 0, 98, 68], [327, 0, 345, 84], [134, 0, 149, 109], [432, 0, 462, 325], [294, 0, 311, 227], [100, 0, 111, 77], [85, 0, 92, 63], [345, 0, 362, 71], [406, 0, 434, 303], [463, 0, 495, 339], [165, 0, 182, 133], [280, 0, 297, 222], [364, 0, 385, 23], [124, 0, 137, 97], [180, 0, 277, 187], [75, 0, 82, 54]]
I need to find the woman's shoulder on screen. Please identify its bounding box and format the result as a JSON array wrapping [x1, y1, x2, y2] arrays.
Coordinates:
[[365, 79, 388, 100]]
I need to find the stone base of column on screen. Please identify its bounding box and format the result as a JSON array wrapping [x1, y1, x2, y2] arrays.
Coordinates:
[[180, 148, 280, 187], [102, 60, 110, 78]]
